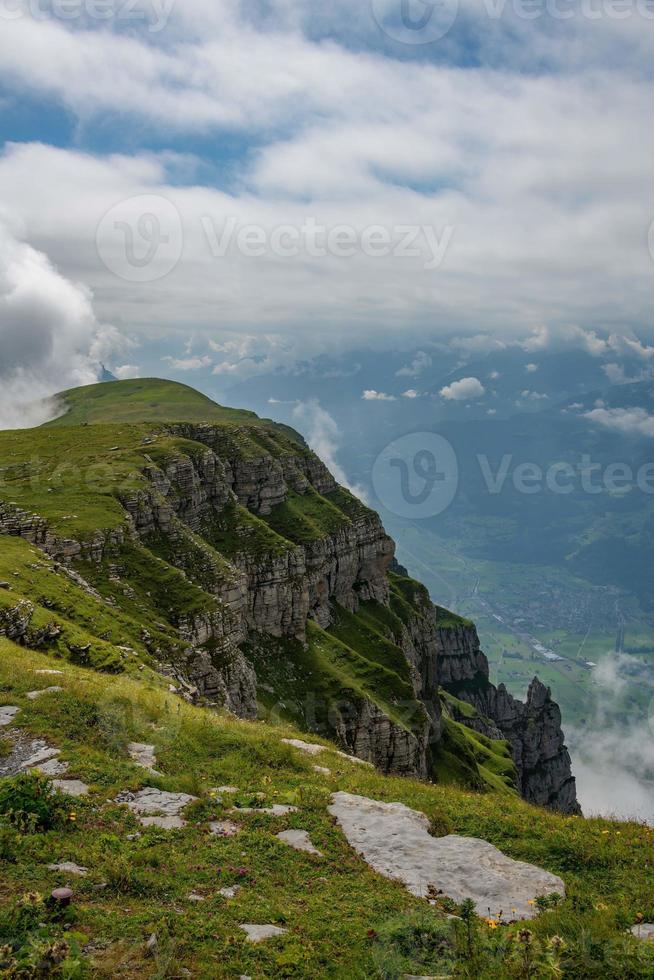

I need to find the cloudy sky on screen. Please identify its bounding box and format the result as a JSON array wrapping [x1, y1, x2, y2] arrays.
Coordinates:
[[1, 0, 654, 396]]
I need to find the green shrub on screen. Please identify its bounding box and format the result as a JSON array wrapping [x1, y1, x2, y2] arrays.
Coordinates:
[[372, 910, 457, 978], [0, 773, 70, 833]]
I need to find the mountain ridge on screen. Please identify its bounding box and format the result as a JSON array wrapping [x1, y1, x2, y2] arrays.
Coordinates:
[[1, 379, 578, 812]]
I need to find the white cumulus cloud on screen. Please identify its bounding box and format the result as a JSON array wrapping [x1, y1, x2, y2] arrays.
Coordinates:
[[440, 377, 485, 401]]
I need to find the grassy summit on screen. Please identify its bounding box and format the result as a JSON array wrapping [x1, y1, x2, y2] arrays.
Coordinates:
[[46, 378, 260, 427]]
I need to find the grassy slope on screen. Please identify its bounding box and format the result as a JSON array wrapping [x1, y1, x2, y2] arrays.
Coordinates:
[[2, 639, 654, 979]]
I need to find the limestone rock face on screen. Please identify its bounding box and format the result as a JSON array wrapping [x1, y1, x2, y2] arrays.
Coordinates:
[[304, 516, 393, 628], [437, 622, 580, 815], [331, 697, 431, 779], [185, 648, 258, 719], [328, 792, 565, 919]]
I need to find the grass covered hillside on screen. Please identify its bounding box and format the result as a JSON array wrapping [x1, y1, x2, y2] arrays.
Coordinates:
[[1, 639, 654, 978]]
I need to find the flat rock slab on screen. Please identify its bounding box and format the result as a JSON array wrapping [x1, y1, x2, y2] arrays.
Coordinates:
[[313, 765, 331, 775], [233, 805, 298, 817], [53, 779, 89, 797], [239, 924, 287, 943], [127, 742, 159, 772], [631, 923, 654, 940], [209, 820, 241, 837], [0, 706, 19, 726], [36, 757, 69, 776], [119, 787, 197, 827], [0, 737, 61, 777], [282, 738, 325, 756], [276, 829, 323, 856], [328, 792, 565, 920], [48, 861, 88, 876], [215, 785, 239, 794], [34, 669, 64, 675], [26, 687, 62, 700]]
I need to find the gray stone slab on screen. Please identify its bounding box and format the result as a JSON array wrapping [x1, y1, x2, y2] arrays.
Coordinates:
[[328, 792, 564, 920], [0, 706, 19, 726], [52, 779, 89, 797], [26, 687, 62, 700], [631, 923, 654, 940], [48, 861, 88, 876]]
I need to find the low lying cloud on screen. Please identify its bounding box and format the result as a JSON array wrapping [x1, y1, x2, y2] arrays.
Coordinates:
[[292, 400, 367, 501], [362, 389, 396, 402], [568, 653, 654, 824], [584, 406, 654, 438], [0, 222, 127, 429], [440, 377, 485, 401]]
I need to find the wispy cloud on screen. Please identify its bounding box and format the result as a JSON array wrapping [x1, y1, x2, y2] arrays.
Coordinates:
[[292, 399, 367, 501]]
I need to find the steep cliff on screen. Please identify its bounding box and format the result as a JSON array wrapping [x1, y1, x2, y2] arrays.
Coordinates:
[[437, 619, 580, 814], [0, 379, 578, 812]]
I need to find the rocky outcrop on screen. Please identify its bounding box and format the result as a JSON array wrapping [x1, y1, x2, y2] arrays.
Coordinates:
[[0, 599, 61, 647], [329, 697, 431, 779], [437, 621, 580, 814], [184, 648, 258, 719]]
